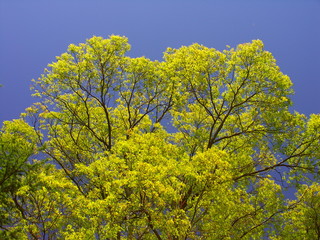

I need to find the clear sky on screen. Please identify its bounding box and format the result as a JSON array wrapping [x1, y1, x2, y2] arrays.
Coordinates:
[[0, 0, 319, 123]]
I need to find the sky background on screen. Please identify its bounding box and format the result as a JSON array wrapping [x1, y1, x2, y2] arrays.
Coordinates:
[[0, 0, 319, 124]]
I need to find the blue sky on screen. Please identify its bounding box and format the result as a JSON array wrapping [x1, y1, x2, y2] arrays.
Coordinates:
[[0, 0, 319, 123]]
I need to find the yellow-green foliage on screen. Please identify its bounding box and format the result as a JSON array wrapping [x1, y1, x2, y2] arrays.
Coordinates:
[[1, 36, 319, 239]]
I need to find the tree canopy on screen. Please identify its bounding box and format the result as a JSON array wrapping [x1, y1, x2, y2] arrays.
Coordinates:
[[1, 35, 319, 239]]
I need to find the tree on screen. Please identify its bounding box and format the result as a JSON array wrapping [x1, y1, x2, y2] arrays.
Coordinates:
[[0, 119, 40, 238], [1, 35, 319, 239]]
